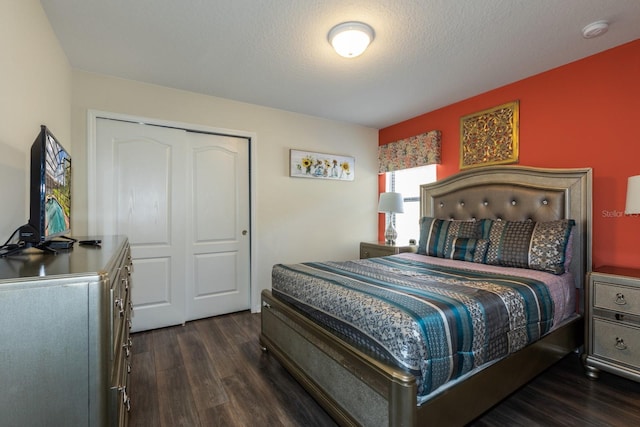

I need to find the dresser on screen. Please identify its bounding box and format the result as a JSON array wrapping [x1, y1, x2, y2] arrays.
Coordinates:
[[583, 266, 640, 383], [360, 241, 417, 259], [0, 236, 133, 426]]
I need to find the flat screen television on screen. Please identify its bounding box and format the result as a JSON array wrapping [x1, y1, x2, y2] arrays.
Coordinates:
[[19, 125, 72, 247]]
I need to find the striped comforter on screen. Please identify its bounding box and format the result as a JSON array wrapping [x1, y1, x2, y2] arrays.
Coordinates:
[[271, 255, 555, 400]]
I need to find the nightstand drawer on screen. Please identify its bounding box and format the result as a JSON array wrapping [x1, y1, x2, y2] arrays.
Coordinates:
[[359, 242, 416, 259], [361, 246, 394, 258], [594, 281, 640, 315], [593, 318, 640, 367]]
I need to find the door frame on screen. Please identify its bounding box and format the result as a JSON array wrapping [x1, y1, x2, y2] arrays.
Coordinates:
[[86, 110, 258, 313]]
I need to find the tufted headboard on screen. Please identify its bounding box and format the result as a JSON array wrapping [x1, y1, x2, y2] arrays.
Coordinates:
[[420, 166, 592, 289]]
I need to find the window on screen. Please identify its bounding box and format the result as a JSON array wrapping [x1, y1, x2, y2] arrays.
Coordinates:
[[385, 165, 437, 245]]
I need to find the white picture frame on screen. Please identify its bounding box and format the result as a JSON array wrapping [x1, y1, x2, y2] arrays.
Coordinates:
[[289, 149, 355, 181]]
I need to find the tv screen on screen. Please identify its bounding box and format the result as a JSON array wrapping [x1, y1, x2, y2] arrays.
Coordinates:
[[28, 125, 72, 243]]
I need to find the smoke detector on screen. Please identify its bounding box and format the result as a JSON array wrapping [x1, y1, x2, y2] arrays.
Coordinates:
[[582, 20, 609, 39]]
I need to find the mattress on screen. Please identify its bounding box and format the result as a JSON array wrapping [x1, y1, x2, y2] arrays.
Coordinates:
[[271, 253, 575, 402]]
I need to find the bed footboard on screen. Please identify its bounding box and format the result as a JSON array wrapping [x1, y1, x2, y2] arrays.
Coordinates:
[[260, 289, 417, 427], [261, 289, 583, 427]]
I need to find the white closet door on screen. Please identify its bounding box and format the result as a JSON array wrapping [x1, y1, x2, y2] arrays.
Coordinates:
[[185, 132, 250, 320], [95, 119, 187, 331], [94, 118, 250, 332]]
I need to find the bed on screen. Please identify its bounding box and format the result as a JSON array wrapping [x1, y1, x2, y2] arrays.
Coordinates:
[[260, 166, 592, 426]]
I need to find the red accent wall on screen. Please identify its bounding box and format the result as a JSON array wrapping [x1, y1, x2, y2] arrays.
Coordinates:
[[379, 39, 640, 270]]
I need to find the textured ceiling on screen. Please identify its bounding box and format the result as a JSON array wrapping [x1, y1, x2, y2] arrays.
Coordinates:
[[40, 0, 640, 129]]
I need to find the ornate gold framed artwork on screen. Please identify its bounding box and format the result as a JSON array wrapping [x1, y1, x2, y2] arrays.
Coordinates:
[[460, 101, 519, 169]]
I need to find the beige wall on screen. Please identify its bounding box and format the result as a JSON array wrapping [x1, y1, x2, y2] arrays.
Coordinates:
[[0, 0, 378, 311], [71, 71, 379, 311], [0, 0, 71, 239]]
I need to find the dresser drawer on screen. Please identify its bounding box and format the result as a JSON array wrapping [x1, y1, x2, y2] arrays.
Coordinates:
[[594, 281, 640, 315], [593, 318, 640, 367]]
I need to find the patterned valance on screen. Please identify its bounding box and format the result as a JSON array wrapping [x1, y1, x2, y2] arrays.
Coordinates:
[[378, 130, 441, 173]]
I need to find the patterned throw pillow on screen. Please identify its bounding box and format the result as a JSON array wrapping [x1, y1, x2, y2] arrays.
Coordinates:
[[529, 220, 576, 274], [482, 219, 536, 268], [481, 219, 575, 274], [418, 217, 479, 257], [446, 238, 490, 263]]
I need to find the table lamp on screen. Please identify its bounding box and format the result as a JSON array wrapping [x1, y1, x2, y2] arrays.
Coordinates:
[[625, 175, 640, 215], [378, 192, 404, 245]]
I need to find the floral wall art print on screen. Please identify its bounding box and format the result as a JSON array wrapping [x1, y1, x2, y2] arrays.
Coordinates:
[[290, 149, 354, 181]]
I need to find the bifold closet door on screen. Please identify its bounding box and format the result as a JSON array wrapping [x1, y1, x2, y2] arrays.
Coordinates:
[[94, 118, 250, 332], [184, 130, 250, 321]]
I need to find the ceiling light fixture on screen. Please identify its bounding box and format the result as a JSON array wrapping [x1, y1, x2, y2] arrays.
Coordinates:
[[328, 21, 374, 58], [582, 20, 609, 39]]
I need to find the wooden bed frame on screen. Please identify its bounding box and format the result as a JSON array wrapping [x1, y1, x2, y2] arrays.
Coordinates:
[[260, 166, 592, 426]]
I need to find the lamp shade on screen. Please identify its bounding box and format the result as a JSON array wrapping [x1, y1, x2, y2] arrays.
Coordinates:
[[328, 22, 374, 58], [625, 175, 640, 214], [378, 192, 404, 214]]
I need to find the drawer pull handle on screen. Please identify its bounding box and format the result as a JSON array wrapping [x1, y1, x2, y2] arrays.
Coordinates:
[[123, 337, 133, 357], [115, 298, 125, 317], [615, 313, 625, 321], [615, 337, 628, 351], [615, 293, 627, 305], [119, 386, 131, 412]]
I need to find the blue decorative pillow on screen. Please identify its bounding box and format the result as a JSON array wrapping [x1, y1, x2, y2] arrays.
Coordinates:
[[418, 217, 479, 257], [447, 238, 489, 263], [481, 219, 575, 274]]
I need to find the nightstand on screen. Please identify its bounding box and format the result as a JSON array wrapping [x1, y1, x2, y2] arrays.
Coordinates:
[[360, 241, 417, 259], [583, 266, 640, 383]]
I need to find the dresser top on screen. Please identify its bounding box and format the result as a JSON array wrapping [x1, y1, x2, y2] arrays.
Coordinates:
[[0, 235, 127, 282]]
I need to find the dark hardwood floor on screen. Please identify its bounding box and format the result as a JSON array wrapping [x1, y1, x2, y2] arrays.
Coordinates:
[[129, 311, 640, 426]]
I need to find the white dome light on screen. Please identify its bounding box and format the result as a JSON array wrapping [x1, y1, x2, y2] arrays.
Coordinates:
[[328, 22, 374, 58]]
